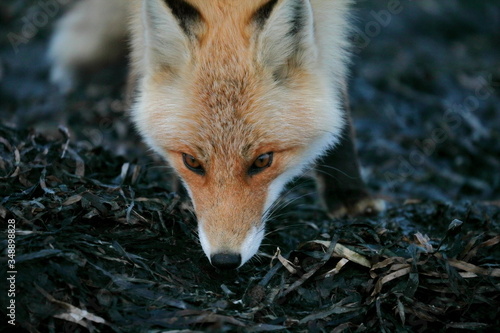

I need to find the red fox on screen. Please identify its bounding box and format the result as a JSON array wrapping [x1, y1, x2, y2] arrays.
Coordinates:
[[48, 0, 384, 269]]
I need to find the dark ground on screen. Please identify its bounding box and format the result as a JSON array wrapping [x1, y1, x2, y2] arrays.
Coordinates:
[[1, 0, 499, 332]]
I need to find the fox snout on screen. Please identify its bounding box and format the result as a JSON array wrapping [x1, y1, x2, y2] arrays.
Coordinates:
[[198, 217, 265, 269], [173, 147, 311, 269], [211, 254, 242, 270], [188, 178, 269, 269]]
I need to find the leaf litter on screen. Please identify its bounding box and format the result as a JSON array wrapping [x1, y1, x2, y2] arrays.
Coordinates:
[[3, 123, 497, 331], [1, 0, 500, 332]]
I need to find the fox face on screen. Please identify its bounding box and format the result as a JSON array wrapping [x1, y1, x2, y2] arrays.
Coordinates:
[[132, 0, 352, 268]]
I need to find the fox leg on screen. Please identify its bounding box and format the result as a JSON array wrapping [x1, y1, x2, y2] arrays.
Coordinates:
[[315, 98, 385, 218], [47, 0, 128, 92]]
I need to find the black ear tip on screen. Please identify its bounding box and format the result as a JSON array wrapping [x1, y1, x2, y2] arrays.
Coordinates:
[[253, 0, 308, 36], [163, 0, 201, 36], [253, 0, 279, 27]]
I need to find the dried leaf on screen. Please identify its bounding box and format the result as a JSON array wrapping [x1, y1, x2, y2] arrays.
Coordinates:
[[447, 258, 500, 277], [371, 267, 411, 296], [62, 194, 82, 206], [414, 232, 434, 252], [36, 284, 107, 327], [299, 299, 359, 324], [302, 240, 371, 268], [277, 248, 298, 275]]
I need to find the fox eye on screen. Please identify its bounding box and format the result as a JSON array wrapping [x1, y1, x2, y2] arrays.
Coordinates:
[[182, 153, 205, 175], [249, 152, 273, 175]]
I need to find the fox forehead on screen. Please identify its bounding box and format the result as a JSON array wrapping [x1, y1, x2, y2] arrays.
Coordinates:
[[145, 52, 323, 153], [145, 72, 324, 161]]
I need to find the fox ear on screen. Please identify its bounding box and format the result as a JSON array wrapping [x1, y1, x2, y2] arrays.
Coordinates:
[[254, 0, 317, 78], [142, 0, 201, 72]]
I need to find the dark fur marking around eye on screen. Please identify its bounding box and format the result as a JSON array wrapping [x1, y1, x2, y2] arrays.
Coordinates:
[[164, 0, 201, 36]]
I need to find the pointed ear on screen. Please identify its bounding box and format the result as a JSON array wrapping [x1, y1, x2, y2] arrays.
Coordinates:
[[254, 0, 317, 78], [142, 0, 201, 72]]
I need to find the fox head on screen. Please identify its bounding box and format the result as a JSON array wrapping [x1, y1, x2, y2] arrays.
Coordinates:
[[132, 0, 352, 268]]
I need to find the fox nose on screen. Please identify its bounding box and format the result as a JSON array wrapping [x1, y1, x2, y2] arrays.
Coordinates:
[[211, 253, 241, 269]]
